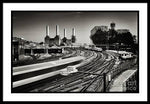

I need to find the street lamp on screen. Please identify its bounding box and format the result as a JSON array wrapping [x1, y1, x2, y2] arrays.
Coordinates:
[[20, 38, 25, 55]]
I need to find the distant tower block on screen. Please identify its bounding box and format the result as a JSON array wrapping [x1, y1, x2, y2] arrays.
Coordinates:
[[110, 22, 115, 30], [56, 25, 59, 35], [46, 25, 50, 36]]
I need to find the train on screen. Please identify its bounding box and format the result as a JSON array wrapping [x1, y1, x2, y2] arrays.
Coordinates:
[[118, 51, 134, 60], [84, 45, 102, 52], [106, 50, 134, 60]]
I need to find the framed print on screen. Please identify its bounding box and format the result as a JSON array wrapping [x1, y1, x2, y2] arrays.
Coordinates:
[[3, 3, 147, 101]]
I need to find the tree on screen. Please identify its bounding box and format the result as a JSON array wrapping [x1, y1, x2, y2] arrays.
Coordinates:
[[90, 29, 108, 45], [116, 32, 134, 46], [122, 32, 134, 45]]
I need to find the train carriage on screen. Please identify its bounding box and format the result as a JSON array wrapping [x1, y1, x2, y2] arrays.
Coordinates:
[[119, 51, 134, 60]]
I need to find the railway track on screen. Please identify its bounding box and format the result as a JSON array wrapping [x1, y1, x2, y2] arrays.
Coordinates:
[[12, 48, 94, 92], [58, 59, 115, 92], [13, 49, 119, 93], [29, 50, 102, 92], [49, 52, 117, 92], [31, 51, 116, 92]]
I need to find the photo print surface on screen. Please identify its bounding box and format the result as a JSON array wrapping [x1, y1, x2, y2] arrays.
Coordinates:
[[12, 11, 139, 93]]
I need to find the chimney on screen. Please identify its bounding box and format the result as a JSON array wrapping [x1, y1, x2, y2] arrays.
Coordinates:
[[46, 25, 49, 36], [64, 28, 66, 37], [56, 25, 59, 35], [72, 28, 75, 36]]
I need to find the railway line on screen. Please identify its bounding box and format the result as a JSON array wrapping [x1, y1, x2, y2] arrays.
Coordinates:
[[30, 51, 117, 92], [56, 58, 115, 92], [28, 50, 101, 92], [12, 48, 93, 92], [12, 47, 123, 93]]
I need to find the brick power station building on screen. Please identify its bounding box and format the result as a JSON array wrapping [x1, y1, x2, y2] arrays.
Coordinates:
[[44, 25, 76, 46]]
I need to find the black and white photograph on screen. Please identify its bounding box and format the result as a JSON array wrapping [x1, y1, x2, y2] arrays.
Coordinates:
[[3, 3, 147, 101], [12, 11, 139, 93]]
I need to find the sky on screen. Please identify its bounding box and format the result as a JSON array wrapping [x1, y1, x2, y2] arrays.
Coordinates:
[[12, 11, 138, 44]]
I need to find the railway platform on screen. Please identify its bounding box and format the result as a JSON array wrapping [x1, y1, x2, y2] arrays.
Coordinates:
[[108, 67, 137, 92], [13, 56, 85, 88]]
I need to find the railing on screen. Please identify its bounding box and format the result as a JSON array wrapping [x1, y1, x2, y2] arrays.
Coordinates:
[[105, 58, 137, 92]]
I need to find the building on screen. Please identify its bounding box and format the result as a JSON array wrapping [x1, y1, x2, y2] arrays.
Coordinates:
[[44, 25, 76, 46], [44, 25, 61, 46], [61, 28, 75, 46], [91, 26, 108, 36], [12, 39, 19, 61], [12, 37, 26, 61], [12, 25, 77, 60], [90, 22, 135, 50]]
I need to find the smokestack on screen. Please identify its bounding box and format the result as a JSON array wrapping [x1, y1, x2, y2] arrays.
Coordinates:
[[46, 25, 49, 36], [64, 28, 66, 37], [56, 25, 59, 35], [72, 28, 75, 36]]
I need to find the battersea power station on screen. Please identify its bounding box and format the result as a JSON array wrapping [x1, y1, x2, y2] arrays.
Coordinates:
[[44, 25, 76, 46]]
